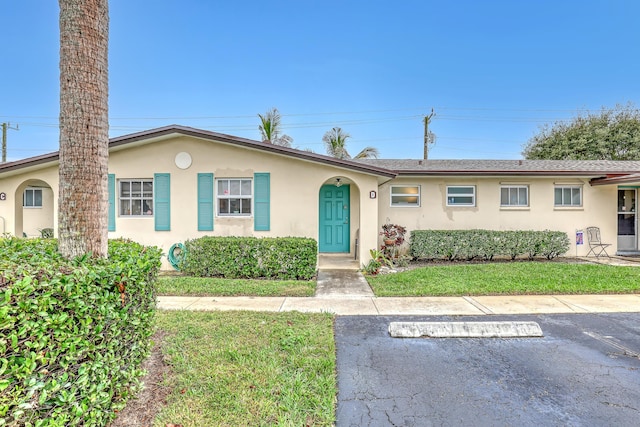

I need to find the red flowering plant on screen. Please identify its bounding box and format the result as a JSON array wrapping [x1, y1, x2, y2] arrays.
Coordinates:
[[380, 223, 407, 247]]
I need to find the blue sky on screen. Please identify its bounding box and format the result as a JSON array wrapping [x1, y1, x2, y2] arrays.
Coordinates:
[[1, 0, 639, 161]]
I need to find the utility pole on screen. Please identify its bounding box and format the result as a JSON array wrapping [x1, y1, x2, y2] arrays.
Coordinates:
[[423, 109, 435, 160], [2, 122, 19, 163]]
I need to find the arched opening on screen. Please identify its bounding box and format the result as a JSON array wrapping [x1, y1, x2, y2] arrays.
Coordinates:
[[13, 179, 55, 238]]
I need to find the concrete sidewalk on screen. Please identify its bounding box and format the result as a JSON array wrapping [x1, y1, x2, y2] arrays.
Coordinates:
[[157, 294, 640, 315], [158, 254, 640, 315]]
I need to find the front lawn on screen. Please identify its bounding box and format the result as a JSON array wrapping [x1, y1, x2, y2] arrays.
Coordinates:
[[153, 311, 336, 426], [157, 275, 315, 297], [368, 262, 640, 296]]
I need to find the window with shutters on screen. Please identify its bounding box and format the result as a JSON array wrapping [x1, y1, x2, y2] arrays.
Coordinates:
[[119, 179, 153, 216], [217, 178, 252, 216]]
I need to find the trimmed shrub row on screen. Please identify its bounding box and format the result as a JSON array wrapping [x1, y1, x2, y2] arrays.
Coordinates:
[[0, 238, 162, 427], [410, 229, 570, 261], [182, 236, 317, 280]]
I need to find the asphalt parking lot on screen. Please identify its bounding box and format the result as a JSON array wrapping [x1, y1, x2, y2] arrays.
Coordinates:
[[335, 313, 640, 427]]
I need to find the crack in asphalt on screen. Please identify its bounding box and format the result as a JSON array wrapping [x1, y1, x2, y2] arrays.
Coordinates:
[[336, 314, 640, 426], [583, 330, 640, 359]]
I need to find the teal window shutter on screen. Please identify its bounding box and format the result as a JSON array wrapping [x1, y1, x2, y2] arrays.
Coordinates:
[[197, 173, 214, 231], [154, 173, 171, 231], [108, 174, 115, 231], [254, 172, 270, 231]]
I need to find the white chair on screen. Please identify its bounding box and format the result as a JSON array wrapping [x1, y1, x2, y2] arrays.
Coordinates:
[[585, 227, 611, 258]]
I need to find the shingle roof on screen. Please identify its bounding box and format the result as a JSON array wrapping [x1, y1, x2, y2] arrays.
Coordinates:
[[0, 125, 396, 178], [356, 159, 640, 176], [4, 125, 640, 179]]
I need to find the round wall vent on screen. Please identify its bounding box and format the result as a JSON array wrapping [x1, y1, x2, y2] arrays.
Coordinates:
[[175, 152, 192, 169]]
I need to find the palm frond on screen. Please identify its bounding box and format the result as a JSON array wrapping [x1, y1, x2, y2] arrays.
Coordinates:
[[353, 146, 380, 159], [258, 108, 293, 146], [322, 127, 352, 159]]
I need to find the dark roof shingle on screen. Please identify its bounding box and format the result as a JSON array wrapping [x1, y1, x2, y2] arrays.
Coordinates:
[[0, 125, 396, 178], [356, 159, 640, 176]]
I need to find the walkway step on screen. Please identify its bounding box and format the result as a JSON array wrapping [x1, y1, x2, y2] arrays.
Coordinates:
[[315, 269, 374, 297]]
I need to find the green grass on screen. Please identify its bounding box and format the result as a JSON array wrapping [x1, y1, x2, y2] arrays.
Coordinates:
[[154, 311, 336, 427], [368, 262, 640, 296], [157, 275, 315, 297]]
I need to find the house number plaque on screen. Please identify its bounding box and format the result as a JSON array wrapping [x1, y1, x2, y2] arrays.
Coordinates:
[[0, 192, 6, 201]]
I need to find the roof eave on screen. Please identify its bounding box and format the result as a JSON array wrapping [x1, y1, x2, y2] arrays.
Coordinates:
[[590, 174, 640, 186], [0, 152, 60, 174], [0, 125, 397, 179], [394, 169, 618, 177], [129, 125, 397, 178]]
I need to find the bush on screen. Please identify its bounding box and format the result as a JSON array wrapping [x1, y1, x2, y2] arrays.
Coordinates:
[[410, 229, 570, 261], [362, 259, 382, 275], [0, 238, 162, 427], [181, 236, 317, 280]]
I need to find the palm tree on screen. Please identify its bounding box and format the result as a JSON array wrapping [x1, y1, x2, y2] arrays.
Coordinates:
[[58, 0, 110, 258], [322, 127, 379, 159], [258, 108, 293, 147], [322, 127, 350, 159]]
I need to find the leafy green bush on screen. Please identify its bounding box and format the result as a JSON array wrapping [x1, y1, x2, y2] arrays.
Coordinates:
[[535, 231, 572, 259], [182, 236, 317, 280], [362, 258, 382, 275], [0, 238, 162, 427], [410, 229, 570, 261]]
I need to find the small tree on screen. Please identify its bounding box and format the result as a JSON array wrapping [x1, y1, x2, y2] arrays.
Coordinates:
[[523, 103, 640, 160], [258, 107, 293, 147]]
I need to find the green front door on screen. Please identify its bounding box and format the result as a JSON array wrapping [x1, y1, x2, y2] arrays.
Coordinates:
[[319, 184, 350, 252]]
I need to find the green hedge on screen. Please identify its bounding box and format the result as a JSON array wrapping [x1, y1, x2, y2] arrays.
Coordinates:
[[410, 229, 570, 261], [0, 238, 162, 427], [182, 236, 317, 280]]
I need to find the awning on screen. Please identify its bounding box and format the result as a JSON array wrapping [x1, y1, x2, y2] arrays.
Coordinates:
[[590, 173, 640, 186]]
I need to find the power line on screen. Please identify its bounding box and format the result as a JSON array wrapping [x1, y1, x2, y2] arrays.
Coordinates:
[[6, 104, 629, 159], [3, 104, 631, 125]]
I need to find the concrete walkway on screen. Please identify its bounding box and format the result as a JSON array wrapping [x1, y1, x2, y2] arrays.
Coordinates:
[[157, 254, 640, 315], [157, 294, 640, 316], [315, 269, 374, 297]]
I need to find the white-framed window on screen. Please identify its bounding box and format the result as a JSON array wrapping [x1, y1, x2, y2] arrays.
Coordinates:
[[390, 185, 421, 207], [446, 185, 476, 206], [119, 179, 153, 216], [500, 186, 529, 207], [554, 185, 582, 207], [23, 188, 43, 208], [217, 178, 252, 216]]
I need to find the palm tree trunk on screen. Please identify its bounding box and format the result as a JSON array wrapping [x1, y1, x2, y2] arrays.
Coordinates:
[[58, 0, 109, 258]]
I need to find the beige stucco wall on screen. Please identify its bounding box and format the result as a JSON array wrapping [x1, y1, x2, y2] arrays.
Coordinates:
[[0, 137, 382, 269], [0, 167, 58, 238], [22, 187, 55, 237], [377, 177, 620, 257], [1, 134, 631, 270], [108, 136, 381, 269]]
